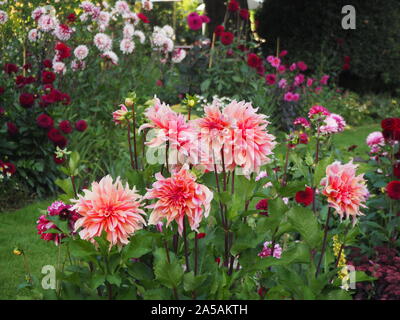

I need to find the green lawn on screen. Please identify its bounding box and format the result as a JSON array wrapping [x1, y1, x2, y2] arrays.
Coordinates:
[[0, 199, 58, 299], [0, 123, 380, 299]]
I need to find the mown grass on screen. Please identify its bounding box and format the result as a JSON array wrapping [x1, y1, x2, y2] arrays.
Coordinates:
[[0, 123, 380, 299], [0, 199, 58, 299]]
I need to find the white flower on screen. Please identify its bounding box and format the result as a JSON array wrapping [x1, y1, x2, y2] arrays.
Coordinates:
[[97, 11, 110, 29], [133, 30, 145, 44], [163, 38, 174, 52], [0, 10, 8, 24], [53, 61, 66, 74], [115, 1, 130, 15], [54, 24, 73, 41], [142, 0, 153, 11], [101, 51, 118, 65], [28, 29, 41, 42], [162, 25, 174, 38], [120, 39, 135, 54], [123, 23, 134, 39], [74, 45, 89, 60], [38, 14, 57, 32], [31, 7, 45, 20], [80, 1, 95, 13], [172, 48, 186, 63], [93, 32, 112, 51]]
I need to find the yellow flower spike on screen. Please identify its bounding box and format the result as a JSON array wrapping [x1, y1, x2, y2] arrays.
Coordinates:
[[332, 235, 347, 280]]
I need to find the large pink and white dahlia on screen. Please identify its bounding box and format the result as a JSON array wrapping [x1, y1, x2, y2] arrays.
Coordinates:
[[139, 98, 198, 166], [320, 161, 368, 221], [74, 45, 89, 60], [366, 131, 385, 153], [222, 100, 276, 175], [72, 175, 146, 246], [145, 167, 213, 235]]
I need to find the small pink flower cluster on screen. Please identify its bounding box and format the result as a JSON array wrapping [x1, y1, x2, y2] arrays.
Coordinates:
[[258, 241, 282, 259]]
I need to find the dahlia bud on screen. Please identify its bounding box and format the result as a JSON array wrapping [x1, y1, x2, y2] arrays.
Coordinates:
[[125, 98, 134, 108], [13, 248, 23, 256]]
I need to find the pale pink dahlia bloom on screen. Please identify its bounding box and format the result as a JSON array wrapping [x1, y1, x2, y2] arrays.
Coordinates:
[[54, 24, 73, 41], [94, 33, 112, 52], [319, 113, 346, 134], [320, 161, 369, 221], [74, 45, 89, 60], [72, 175, 146, 247], [144, 167, 213, 235], [366, 131, 385, 148]]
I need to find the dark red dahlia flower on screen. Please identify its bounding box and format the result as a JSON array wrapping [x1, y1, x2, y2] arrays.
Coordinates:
[[196, 233, 206, 239], [228, 0, 240, 12], [19, 92, 35, 108], [59, 120, 73, 134], [43, 59, 53, 68], [239, 9, 249, 20], [220, 32, 234, 45], [67, 13, 76, 23], [42, 71, 56, 84], [295, 187, 314, 206], [137, 12, 149, 23], [4, 63, 18, 74], [7, 122, 18, 136], [36, 113, 54, 129], [256, 198, 269, 216], [214, 25, 225, 37], [47, 128, 64, 143], [394, 164, 400, 179], [75, 119, 88, 132], [247, 53, 262, 68], [53, 154, 65, 164], [299, 133, 309, 144], [55, 42, 71, 60], [387, 181, 400, 200]]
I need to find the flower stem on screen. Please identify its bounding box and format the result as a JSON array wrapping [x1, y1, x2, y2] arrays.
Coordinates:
[[70, 175, 77, 198], [281, 145, 291, 187], [316, 207, 332, 277], [131, 103, 138, 170], [127, 120, 135, 170], [194, 234, 198, 276], [183, 217, 190, 272]]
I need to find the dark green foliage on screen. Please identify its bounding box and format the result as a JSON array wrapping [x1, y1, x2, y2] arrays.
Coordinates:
[[256, 0, 400, 94]]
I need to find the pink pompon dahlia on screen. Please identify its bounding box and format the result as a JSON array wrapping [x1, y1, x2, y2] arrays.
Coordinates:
[[258, 241, 282, 259], [293, 117, 310, 128], [72, 175, 146, 247], [319, 113, 346, 135], [144, 167, 213, 235], [308, 105, 330, 119], [366, 131, 385, 148], [222, 100, 276, 175], [320, 161, 369, 222]]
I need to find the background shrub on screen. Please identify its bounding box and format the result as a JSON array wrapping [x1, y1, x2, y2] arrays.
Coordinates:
[[256, 0, 400, 94]]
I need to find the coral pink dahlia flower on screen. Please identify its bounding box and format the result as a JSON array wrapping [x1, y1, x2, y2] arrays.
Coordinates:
[[222, 100, 276, 175], [144, 167, 213, 235], [320, 161, 368, 222], [72, 175, 146, 246]]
